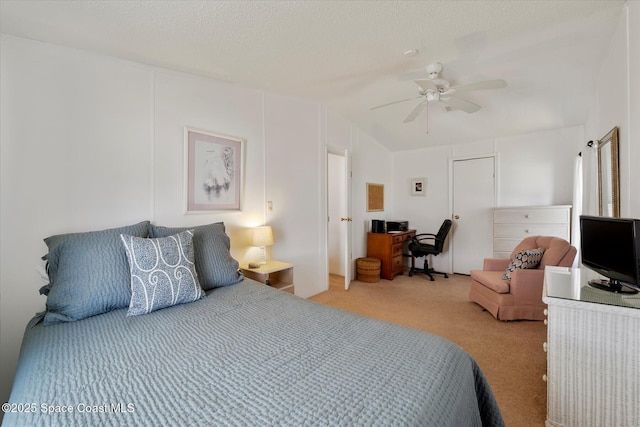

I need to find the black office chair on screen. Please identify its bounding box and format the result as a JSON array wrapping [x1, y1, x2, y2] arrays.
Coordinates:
[[408, 219, 452, 281]]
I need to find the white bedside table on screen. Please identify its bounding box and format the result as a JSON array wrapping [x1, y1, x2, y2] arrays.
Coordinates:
[[240, 260, 294, 294]]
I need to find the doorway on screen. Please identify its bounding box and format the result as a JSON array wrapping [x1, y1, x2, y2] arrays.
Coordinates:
[[327, 148, 352, 290], [450, 155, 496, 274]]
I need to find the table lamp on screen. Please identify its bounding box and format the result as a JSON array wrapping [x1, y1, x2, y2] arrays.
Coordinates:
[[251, 225, 274, 265]]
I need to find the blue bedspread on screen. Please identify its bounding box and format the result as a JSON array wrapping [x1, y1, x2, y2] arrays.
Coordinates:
[[4, 279, 504, 426]]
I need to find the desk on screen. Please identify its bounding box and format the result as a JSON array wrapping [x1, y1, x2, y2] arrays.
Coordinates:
[[366, 230, 415, 280], [543, 267, 640, 427]]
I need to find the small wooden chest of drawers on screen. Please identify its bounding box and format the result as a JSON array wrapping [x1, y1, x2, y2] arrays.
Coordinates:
[[366, 230, 416, 280]]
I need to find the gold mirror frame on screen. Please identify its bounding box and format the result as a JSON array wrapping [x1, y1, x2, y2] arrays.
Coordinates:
[[597, 126, 620, 217]]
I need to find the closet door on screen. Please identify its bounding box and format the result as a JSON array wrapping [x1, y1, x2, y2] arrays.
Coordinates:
[[451, 156, 496, 274]]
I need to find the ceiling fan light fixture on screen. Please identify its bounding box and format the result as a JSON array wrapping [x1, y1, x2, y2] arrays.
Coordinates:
[[425, 62, 443, 79], [426, 90, 439, 102]]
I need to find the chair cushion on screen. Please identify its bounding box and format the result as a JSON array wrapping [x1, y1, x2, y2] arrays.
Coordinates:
[[503, 248, 544, 281], [470, 270, 510, 294], [409, 243, 437, 256]]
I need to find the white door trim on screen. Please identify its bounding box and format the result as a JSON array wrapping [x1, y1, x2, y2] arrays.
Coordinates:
[[326, 145, 352, 289]]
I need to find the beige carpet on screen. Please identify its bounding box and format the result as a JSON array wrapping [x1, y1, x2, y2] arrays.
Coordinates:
[[310, 272, 546, 427]]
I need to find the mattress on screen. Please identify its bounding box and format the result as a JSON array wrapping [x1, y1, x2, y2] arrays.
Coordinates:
[[4, 279, 504, 426]]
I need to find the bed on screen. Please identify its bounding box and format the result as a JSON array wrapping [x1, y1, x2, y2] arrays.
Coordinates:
[[4, 221, 504, 426]]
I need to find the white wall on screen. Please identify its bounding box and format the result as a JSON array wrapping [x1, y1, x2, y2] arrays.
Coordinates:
[[1, 36, 156, 409], [589, 1, 639, 218], [0, 34, 390, 407], [351, 129, 394, 268], [391, 126, 584, 272]]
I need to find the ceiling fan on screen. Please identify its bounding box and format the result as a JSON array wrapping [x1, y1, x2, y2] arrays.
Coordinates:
[[370, 62, 507, 123]]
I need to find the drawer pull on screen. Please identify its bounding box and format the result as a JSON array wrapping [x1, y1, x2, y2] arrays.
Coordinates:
[[525, 214, 529, 219], [543, 342, 548, 352], [544, 319, 548, 326], [542, 374, 547, 382], [544, 309, 548, 316], [525, 229, 530, 233]]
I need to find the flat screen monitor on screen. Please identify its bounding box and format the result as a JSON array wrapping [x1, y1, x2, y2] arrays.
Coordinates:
[[580, 215, 640, 294]]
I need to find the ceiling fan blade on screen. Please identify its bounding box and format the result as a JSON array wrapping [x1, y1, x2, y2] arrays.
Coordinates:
[[403, 101, 428, 123], [398, 70, 427, 82], [439, 95, 481, 113], [370, 96, 420, 110], [446, 79, 507, 94], [413, 79, 438, 92]]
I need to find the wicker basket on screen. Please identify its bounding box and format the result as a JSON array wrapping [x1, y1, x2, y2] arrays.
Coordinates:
[[356, 257, 381, 283]]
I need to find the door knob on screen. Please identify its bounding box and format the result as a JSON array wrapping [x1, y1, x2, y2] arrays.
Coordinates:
[[454, 215, 460, 220]]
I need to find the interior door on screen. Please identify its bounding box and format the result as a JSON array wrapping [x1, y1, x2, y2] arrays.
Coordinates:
[[451, 156, 496, 274], [327, 149, 352, 289]]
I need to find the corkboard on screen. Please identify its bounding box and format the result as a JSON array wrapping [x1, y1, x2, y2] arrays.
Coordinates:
[[366, 183, 384, 212]]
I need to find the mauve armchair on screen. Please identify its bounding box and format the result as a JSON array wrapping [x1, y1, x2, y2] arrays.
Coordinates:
[[469, 236, 577, 321]]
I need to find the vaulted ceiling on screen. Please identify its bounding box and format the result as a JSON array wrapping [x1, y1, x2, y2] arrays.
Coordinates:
[[0, 1, 625, 151]]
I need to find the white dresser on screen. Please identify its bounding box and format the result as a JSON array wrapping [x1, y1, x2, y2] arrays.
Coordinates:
[[493, 205, 571, 257], [543, 267, 640, 427]]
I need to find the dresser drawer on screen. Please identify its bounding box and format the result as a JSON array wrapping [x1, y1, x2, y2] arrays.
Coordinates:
[[392, 244, 403, 257], [493, 238, 523, 254], [392, 234, 406, 244], [494, 224, 569, 239], [391, 255, 403, 271], [494, 209, 569, 224]]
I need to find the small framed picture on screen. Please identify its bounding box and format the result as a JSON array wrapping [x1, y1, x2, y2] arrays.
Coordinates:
[[411, 178, 426, 196], [184, 127, 244, 213]]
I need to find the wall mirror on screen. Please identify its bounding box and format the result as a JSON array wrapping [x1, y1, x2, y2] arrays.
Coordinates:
[[597, 126, 620, 217]]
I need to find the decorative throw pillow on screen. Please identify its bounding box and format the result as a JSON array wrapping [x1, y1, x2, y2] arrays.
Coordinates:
[[121, 230, 205, 316], [503, 248, 545, 281], [42, 221, 150, 325], [148, 222, 243, 290]]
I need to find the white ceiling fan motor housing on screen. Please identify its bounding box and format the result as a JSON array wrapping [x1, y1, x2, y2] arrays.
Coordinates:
[[425, 62, 443, 79]]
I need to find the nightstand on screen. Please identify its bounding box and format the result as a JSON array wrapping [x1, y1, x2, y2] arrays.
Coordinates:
[[240, 260, 294, 294]]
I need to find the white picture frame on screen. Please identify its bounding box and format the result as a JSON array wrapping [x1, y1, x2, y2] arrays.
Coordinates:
[[411, 177, 426, 196], [184, 127, 244, 213]]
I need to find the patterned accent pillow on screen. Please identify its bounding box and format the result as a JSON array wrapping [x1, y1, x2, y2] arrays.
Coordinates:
[[121, 230, 205, 316], [502, 248, 545, 282], [148, 222, 243, 290], [42, 221, 150, 325]]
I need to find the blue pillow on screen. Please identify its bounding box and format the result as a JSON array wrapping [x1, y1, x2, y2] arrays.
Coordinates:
[[121, 230, 205, 316], [149, 222, 243, 290], [43, 221, 150, 325]]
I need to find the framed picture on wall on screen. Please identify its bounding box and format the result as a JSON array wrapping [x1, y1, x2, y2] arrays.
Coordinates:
[[367, 183, 384, 212], [184, 127, 244, 212], [411, 178, 426, 196]]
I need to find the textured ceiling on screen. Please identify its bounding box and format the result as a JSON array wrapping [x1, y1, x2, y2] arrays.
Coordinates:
[[0, 1, 625, 151]]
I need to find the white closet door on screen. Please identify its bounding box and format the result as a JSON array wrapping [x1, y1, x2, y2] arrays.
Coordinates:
[[452, 156, 495, 274]]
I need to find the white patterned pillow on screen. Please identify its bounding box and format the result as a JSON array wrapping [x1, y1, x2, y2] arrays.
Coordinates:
[[120, 230, 205, 316], [502, 248, 545, 282]]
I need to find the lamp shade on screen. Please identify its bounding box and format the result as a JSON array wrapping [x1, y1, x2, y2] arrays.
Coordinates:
[[251, 226, 274, 247]]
